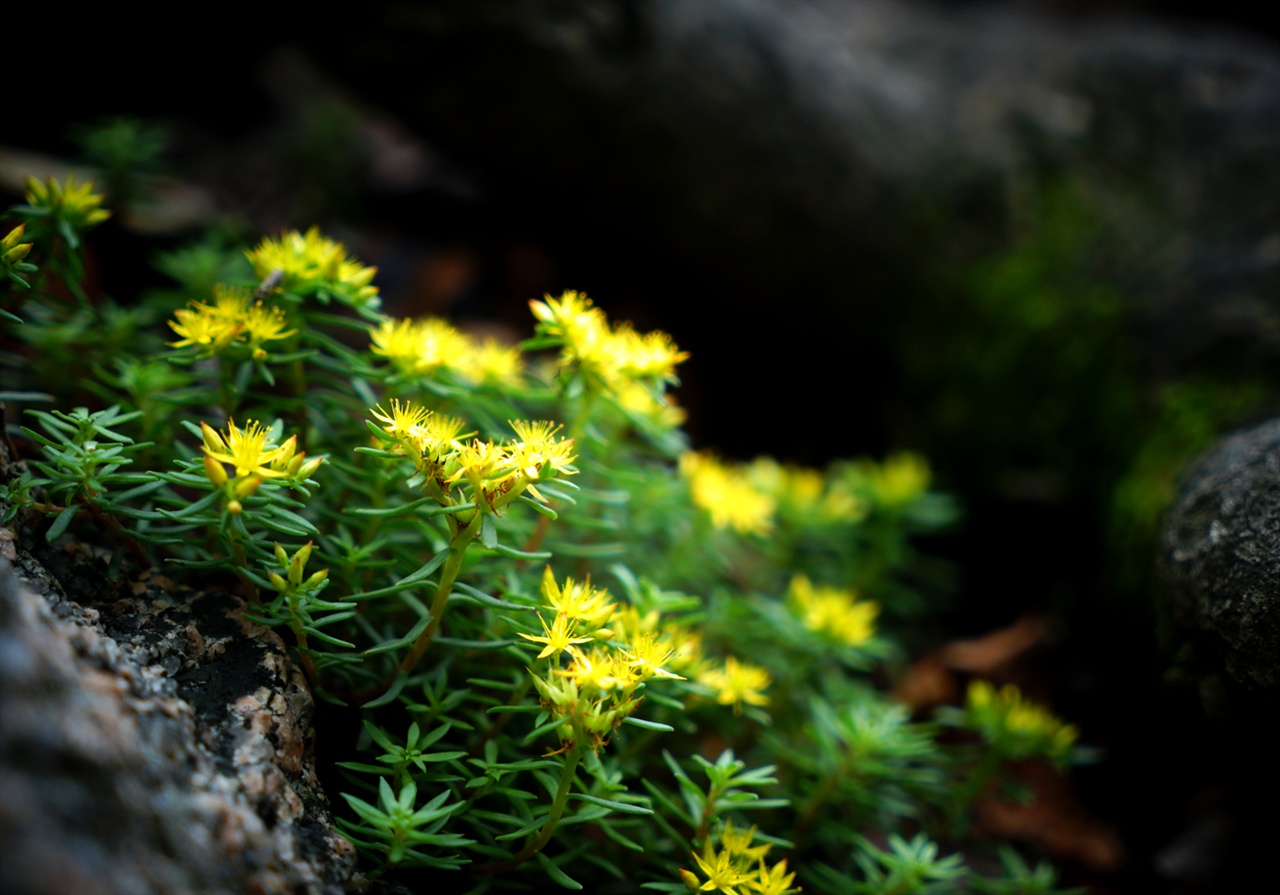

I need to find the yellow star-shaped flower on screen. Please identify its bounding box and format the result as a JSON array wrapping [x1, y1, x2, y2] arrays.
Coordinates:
[[519, 614, 592, 660]]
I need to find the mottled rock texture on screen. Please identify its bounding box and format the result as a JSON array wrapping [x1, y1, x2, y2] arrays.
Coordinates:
[[1161, 418, 1280, 719], [0, 446, 357, 895]]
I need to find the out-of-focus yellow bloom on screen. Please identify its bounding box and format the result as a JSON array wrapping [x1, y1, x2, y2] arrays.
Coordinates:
[[242, 301, 296, 358], [168, 285, 295, 358], [247, 227, 379, 307], [24, 174, 111, 230], [613, 379, 687, 427], [788, 574, 878, 647], [415, 318, 472, 374], [609, 324, 688, 383], [369, 317, 474, 377], [719, 821, 771, 862], [2, 224, 32, 264], [965, 680, 1078, 764], [857, 451, 931, 509], [698, 656, 770, 714], [168, 303, 234, 353], [529, 289, 609, 350], [458, 337, 524, 387], [691, 841, 753, 895], [748, 457, 867, 523], [752, 858, 800, 895], [369, 318, 423, 372], [681, 452, 775, 536]]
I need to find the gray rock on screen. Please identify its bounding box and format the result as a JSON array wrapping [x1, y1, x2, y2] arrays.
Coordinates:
[[1161, 417, 1280, 718], [0, 446, 358, 894]]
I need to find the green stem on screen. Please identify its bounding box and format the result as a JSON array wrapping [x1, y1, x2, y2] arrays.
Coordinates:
[[397, 511, 482, 675], [694, 779, 726, 845], [227, 531, 258, 604], [473, 746, 583, 875], [287, 594, 319, 688]]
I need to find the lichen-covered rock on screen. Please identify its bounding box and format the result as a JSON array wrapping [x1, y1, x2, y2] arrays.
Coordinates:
[[1161, 417, 1280, 718], [0, 486, 357, 894]]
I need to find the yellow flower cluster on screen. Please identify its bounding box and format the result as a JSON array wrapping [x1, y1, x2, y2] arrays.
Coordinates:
[[368, 402, 576, 512], [529, 290, 687, 423], [369, 317, 523, 387], [964, 680, 1078, 764], [788, 575, 878, 647], [199, 419, 321, 513], [747, 458, 866, 523], [681, 453, 776, 536], [682, 820, 800, 895], [525, 569, 686, 754], [682, 453, 875, 536], [602, 594, 770, 715], [697, 656, 771, 715], [853, 452, 931, 510], [246, 227, 379, 307], [168, 285, 296, 359], [610, 604, 705, 679], [369, 399, 466, 473], [23, 174, 111, 230]]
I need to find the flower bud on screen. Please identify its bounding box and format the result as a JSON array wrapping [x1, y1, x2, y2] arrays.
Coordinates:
[[3, 242, 32, 264], [200, 421, 227, 454], [268, 572, 288, 592], [203, 453, 229, 487], [679, 869, 701, 891], [274, 542, 289, 567], [234, 474, 263, 498], [289, 541, 313, 586], [275, 435, 297, 467], [1, 224, 24, 249], [303, 569, 329, 590], [227, 499, 243, 515], [295, 456, 323, 479]]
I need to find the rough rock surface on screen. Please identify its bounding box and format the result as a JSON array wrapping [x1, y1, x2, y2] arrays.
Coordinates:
[[1161, 417, 1280, 718], [0, 447, 357, 894]]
